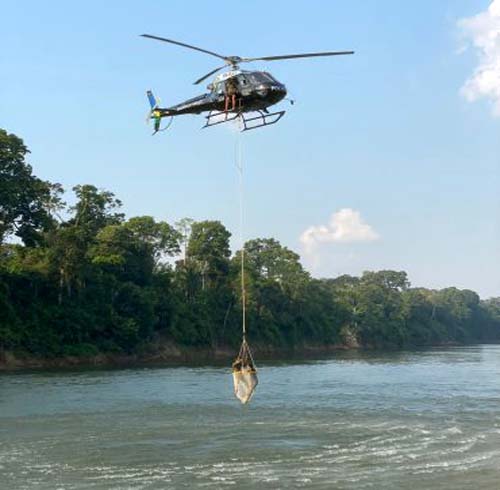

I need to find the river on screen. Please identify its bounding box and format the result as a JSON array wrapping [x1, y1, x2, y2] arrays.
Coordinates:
[[1, 345, 500, 489]]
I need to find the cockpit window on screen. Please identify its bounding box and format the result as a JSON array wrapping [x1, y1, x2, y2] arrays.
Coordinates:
[[262, 72, 279, 83], [245, 73, 267, 84], [243, 72, 279, 85], [213, 81, 225, 94], [236, 74, 248, 86]]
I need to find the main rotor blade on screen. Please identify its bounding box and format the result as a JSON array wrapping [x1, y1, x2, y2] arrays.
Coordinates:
[[194, 65, 227, 85], [140, 34, 228, 61], [242, 51, 354, 62]]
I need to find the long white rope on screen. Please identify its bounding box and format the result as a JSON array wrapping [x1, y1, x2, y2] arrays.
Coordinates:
[[235, 130, 246, 338]]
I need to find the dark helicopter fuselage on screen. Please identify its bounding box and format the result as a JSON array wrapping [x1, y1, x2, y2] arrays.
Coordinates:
[[160, 70, 287, 116]]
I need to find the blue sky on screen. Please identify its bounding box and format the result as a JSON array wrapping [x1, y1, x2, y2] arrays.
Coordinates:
[[1, 1, 499, 297]]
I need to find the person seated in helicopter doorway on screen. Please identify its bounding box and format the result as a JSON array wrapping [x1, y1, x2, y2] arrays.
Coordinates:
[[224, 77, 238, 115]]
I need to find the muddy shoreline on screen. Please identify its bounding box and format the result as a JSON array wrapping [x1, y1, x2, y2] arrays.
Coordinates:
[[0, 340, 469, 372], [0, 341, 364, 371]]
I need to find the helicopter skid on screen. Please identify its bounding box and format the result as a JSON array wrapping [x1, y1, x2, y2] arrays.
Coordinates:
[[203, 110, 286, 131]]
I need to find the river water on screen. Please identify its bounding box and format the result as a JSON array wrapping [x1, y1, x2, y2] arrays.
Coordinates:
[[1, 345, 500, 489]]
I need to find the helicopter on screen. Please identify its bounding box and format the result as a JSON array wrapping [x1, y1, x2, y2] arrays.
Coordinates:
[[141, 34, 354, 134]]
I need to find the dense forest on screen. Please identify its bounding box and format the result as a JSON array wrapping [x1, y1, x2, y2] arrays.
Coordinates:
[[1, 128, 500, 359]]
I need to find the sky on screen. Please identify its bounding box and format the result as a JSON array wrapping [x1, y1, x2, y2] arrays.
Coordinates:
[[1, 0, 499, 298]]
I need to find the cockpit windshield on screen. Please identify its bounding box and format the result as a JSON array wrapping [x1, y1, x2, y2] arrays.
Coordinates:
[[262, 72, 279, 83], [243, 72, 279, 85]]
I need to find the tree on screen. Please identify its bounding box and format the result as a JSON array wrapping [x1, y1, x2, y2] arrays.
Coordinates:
[[45, 185, 125, 301], [125, 216, 181, 262], [71, 184, 124, 237], [89, 217, 180, 286], [47, 226, 88, 301], [403, 288, 445, 345], [232, 238, 310, 346], [187, 220, 231, 289], [0, 278, 20, 349], [321, 276, 360, 345], [361, 270, 410, 291], [175, 217, 194, 261], [0, 129, 59, 245], [432, 287, 481, 342], [352, 271, 411, 347], [242, 238, 309, 290], [480, 298, 500, 340]]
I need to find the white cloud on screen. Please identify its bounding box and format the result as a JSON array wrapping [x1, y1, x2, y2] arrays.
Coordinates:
[[458, 0, 500, 116], [300, 208, 379, 257]]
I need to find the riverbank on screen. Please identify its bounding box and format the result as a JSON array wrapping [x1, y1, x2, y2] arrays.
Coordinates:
[[0, 340, 359, 371]]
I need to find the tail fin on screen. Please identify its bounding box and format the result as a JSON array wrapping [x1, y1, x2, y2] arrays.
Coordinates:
[[147, 90, 158, 110], [146, 90, 162, 134]]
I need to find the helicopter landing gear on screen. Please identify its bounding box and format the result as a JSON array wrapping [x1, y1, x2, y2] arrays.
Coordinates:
[[203, 110, 286, 131], [239, 110, 286, 131]]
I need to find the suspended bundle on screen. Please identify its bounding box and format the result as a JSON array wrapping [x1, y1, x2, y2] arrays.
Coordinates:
[[232, 337, 258, 404]]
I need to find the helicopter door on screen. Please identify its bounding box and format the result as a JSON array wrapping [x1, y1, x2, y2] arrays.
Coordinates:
[[235, 74, 251, 96]]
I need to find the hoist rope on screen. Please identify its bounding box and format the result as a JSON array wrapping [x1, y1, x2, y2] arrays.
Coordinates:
[[235, 128, 246, 338]]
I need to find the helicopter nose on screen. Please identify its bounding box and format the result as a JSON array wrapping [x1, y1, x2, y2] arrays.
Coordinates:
[[272, 84, 287, 100], [272, 82, 286, 93], [258, 84, 287, 101]]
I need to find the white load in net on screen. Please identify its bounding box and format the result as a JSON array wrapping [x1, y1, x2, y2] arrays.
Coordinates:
[[232, 337, 258, 404]]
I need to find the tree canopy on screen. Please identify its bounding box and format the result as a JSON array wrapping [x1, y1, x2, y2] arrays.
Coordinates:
[[1, 129, 499, 358], [0, 129, 60, 246]]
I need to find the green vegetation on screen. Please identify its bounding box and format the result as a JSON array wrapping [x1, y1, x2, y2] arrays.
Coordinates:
[[1, 128, 499, 358]]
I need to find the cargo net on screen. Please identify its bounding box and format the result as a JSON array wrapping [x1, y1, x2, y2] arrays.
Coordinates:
[[232, 337, 258, 404]]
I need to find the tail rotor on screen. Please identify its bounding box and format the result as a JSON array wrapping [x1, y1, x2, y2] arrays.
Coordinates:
[[146, 90, 172, 134]]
